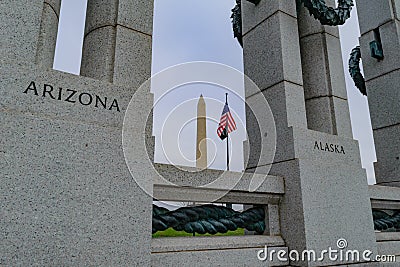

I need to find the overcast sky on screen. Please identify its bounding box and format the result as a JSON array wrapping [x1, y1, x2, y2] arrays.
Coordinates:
[[54, 0, 376, 184]]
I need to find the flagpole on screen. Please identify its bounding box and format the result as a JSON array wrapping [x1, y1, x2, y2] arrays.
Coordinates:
[[227, 133, 230, 171], [225, 93, 232, 209], [227, 134, 232, 207], [226, 93, 229, 171]]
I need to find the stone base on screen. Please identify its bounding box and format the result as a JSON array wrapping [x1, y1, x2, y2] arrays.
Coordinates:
[[152, 236, 288, 267], [248, 127, 378, 266], [0, 63, 152, 265]]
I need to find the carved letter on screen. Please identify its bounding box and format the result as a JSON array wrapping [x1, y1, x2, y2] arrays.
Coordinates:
[[43, 84, 55, 99], [341, 146, 345, 154], [58, 88, 63, 100], [79, 92, 93, 106], [330, 144, 335, 153], [109, 99, 120, 112], [95, 95, 107, 109], [24, 81, 38, 95], [314, 141, 320, 150], [325, 143, 330, 152], [65, 89, 77, 103]]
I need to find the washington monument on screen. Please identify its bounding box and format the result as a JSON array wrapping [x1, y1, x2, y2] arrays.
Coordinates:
[[196, 95, 207, 169]]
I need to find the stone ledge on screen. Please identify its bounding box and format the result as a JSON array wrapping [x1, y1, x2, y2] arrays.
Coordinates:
[[369, 185, 400, 202], [151, 245, 288, 266], [153, 184, 282, 204], [154, 163, 285, 194], [151, 235, 285, 253], [376, 232, 400, 242], [377, 240, 400, 256]]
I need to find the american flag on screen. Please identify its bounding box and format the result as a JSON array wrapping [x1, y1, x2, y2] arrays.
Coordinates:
[[217, 102, 237, 140]]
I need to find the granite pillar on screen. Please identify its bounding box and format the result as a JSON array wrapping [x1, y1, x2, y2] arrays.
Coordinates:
[[356, 0, 400, 186], [80, 0, 154, 89], [297, 0, 352, 137], [0, 65, 153, 266], [243, 1, 377, 265], [36, 0, 62, 69], [1, 0, 154, 264], [242, 0, 307, 167], [0, 1, 60, 68]]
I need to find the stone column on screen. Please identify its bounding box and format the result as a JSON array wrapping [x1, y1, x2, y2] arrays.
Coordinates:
[[297, 0, 352, 137], [242, 0, 309, 262], [36, 0, 62, 69], [243, 1, 377, 265], [0, 0, 60, 68], [80, 0, 154, 90], [242, 0, 308, 169], [356, 0, 400, 186]]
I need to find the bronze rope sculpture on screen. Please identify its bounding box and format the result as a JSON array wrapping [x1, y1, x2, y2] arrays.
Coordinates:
[[373, 210, 400, 231], [152, 204, 266, 235], [231, 0, 354, 47], [152, 205, 400, 235]]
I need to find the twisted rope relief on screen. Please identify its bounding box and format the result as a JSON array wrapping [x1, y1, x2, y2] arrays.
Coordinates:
[[373, 210, 400, 231], [153, 204, 266, 235], [349, 46, 367, 96], [154, 207, 399, 234]]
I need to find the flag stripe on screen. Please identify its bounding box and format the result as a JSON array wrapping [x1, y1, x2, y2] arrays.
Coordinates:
[[227, 114, 235, 127], [227, 114, 236, 129]]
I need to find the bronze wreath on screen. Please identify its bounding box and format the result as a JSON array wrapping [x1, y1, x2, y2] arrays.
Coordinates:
[[348, 46, 367, 96], [300, 0, 353, 26]]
